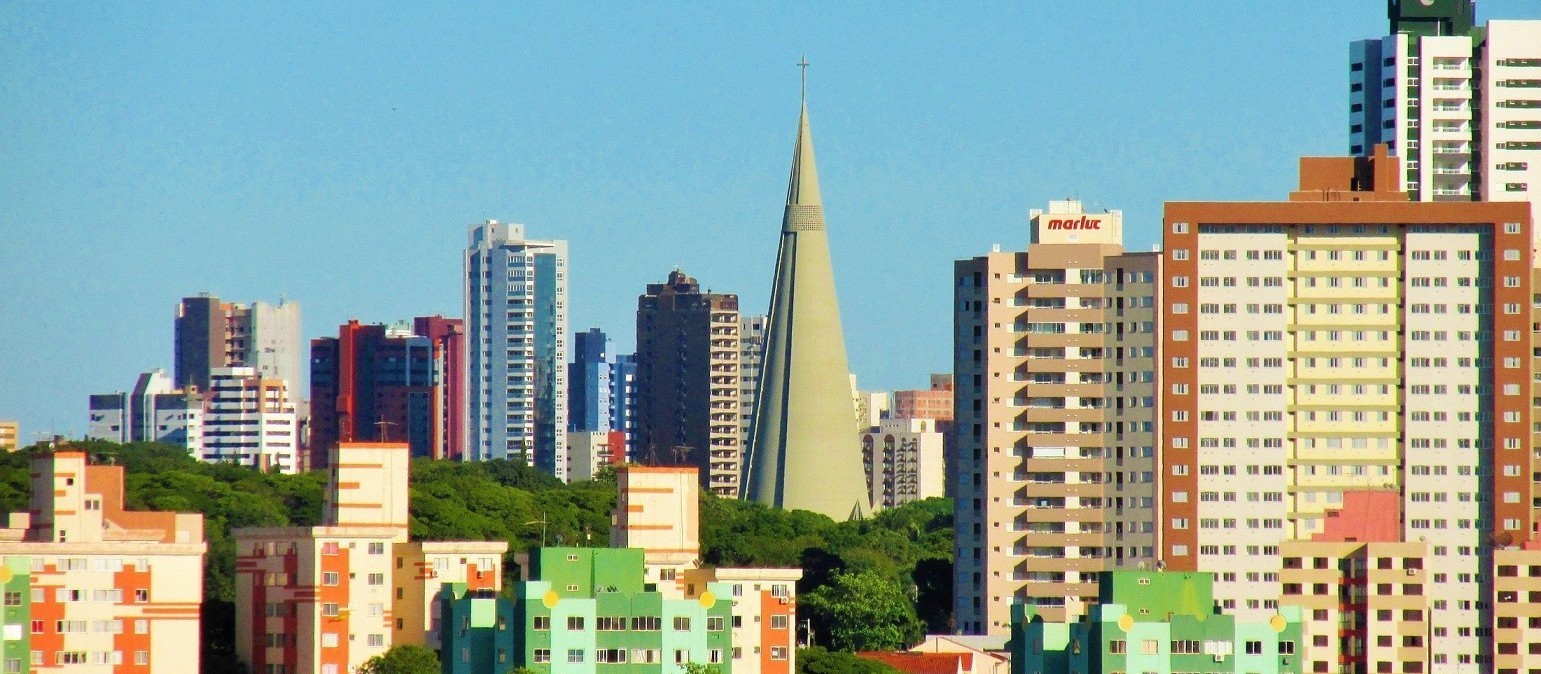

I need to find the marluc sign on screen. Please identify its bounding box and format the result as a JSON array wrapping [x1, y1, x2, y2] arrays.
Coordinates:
[[1045, 216, 1102, 231]]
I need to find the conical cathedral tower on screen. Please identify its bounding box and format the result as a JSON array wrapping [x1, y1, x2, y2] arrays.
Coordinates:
[[743, 78, 872, 520]]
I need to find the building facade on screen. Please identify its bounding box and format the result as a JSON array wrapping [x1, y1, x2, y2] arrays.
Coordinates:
[[1350, 1, 1541, 212], [86, 370, 204, 454], [173, 294, 302, 394], [465, 220, 570, 475], [1159, 151, 1534, 667], [233, 442, 505, 674], [953, 200, 1161, 633], [1011, 571, 1303, 674], [566, 430, 625, 481], [309, 321, 438, 466], [861, 418, 947, 510], [893, 374, 955, 422], [635, 270, 743, 496], [569, 328, 612, 434], [0, 450, 207, 674], [441, 547, 735, 674], [413, 315, 468, 461], [610, 354, 638, 461], [610, 465, 801, 674], [0, 421, 15, 450], [738, 315, 767, 452], [201, 366, 299, 473]]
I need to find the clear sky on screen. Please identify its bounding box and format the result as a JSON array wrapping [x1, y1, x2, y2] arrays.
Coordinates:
[[3, 2, 1539, 440]]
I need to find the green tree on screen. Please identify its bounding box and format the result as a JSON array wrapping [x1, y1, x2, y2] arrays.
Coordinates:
[[796, 647, 902, 674], [800, 571, 924, 652], [357, 644, 440, 674], [682, 664, 724, 674]]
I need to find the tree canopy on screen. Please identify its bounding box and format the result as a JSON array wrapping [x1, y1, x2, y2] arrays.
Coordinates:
[[357, 644, 441, 674]]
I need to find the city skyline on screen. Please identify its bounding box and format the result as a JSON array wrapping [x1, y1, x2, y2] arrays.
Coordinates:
[[6, 2, 1541, 438]]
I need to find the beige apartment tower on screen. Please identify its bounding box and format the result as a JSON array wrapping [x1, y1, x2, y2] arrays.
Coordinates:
[[742, 93, 870, 520], [952, 200, 1160, 634]]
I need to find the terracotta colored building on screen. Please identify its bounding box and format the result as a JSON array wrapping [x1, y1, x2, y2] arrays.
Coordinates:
[[1161, 145, 1533, 661], [0, 450, 207, 673], [311, 320, 454, 467]]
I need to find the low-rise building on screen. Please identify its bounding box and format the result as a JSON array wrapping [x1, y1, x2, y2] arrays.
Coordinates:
[[441, 547, 734, 673], [1493, 542, 1541, 672], [1011, 571, 1303, 674], [233, 442, 506, 673], [611, 465, 802, 674], [861, 418, 947, 509], [0, 450, 207, 673], [1279, 491, 1428, 673]]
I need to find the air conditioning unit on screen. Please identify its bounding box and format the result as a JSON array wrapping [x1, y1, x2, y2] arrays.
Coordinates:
[[779, 598, 789, 605], [1406, 569, 1416, 576], [1214, 655, 1225, 663]]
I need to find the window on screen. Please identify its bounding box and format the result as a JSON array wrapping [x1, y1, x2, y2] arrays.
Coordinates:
[[567, 616, 585, 630], [367, 542, 385, 555], [567, 649, 585, 664], [1245, 640, 1263, 655], [673, 616, 691, 631], [533, 616, 550, 631], [769, 615, 787, 629], [533, 649, 551, 664], [770, 647, 788, 661]]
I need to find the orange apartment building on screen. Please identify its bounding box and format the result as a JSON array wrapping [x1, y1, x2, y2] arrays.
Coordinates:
[[0, 450, 207, 673], [233, 442, 505, 674]]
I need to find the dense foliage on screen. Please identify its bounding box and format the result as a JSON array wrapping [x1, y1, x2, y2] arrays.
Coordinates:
[[0, 440, 953, 672], [357, 644, 441, 674], [797, 647, 904, 674]]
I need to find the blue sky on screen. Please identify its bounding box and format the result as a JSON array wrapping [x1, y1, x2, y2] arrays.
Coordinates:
[[3, 2, 1538, 439]]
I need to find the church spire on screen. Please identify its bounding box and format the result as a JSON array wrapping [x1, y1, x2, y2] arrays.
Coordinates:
[[742, 60, 871, 520]]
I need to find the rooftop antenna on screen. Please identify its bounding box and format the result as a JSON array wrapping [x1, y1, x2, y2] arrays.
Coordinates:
[[375, 416, 398, 442]]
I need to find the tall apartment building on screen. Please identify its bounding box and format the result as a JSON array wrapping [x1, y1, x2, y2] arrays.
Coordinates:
[[234, 442, 506, 674], [611, 353, 638, 461], [464, 220, 569, 475], [1350, 0, 1541, 212], [86, 369, 204, 453], [850, 376, 890, 429], [202, 366, 300, 473], [739, 315, 767, 450], [952, 200, 1161, 634], [174, 294, 302, 393], [635, 270, 743, 496], [0, 450, 206, 673], [0, 421, 15, 450], [1160, 150, 1533, 669], [310, 320, 438, 467], [413, 315, 468, 461], [568, 328, 612, 433]]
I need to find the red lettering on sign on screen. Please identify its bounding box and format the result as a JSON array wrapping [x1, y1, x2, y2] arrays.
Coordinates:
[[1045, 216, 1102, 231]]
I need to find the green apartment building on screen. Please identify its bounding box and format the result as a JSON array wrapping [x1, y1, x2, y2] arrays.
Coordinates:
[[1011, 571, 1304, 674], [440, 547, 734, 673]]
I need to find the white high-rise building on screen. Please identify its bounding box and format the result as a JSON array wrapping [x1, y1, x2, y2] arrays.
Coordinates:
[[464, 220, 570, 477], [202, 366, 298, 472], [1350, 2, 1541, 216]]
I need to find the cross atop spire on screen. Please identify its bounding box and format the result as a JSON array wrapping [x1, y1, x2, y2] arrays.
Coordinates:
[[797, 54, 810, 103]]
